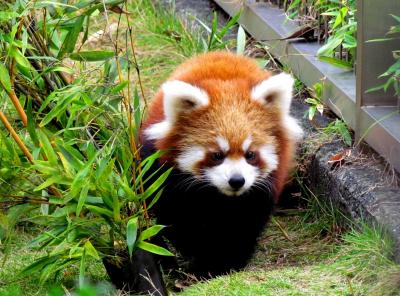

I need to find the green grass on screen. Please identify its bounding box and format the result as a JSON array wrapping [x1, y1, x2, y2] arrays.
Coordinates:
[[175, 212, 399, 296], [0, 231, 48, 296], [1, 196, 399, 295], [0, 226, 109, 295], [177, 268, 358, 296], [172, 181, 399, 296]]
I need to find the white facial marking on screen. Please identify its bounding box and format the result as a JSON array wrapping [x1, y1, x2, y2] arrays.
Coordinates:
[[162, 80, 209, 123], [216, 136, 230, 152], [144, 121, 171, 141], [259, 144, 279, 173], [284, 115, 304, 141], [242, 136, 253, 151], [204, 157, 257, 196], [176, 146, 206, 173], [251, 72, 294, 115]]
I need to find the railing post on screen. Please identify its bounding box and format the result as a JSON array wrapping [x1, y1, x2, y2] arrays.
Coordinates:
[[356, 0, 400, 108]]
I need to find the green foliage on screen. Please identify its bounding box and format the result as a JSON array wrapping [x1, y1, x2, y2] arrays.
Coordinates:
[[323, 119, 352, 146], [329, 223, 400, 295], [284, 0, 357, 67], [196, 11, 241, 52], [304, 82, 324, 121], [303, 81, 352, 146], [333, 223, 395, 282], [317, 0, 356, 67], [131, 0, 238, 59], [125, 0, 240, 92], [294, 174, 349, 237], [0, 0, 243, 289], [0, 0, 173, 288], [367, 15, 400, 96]]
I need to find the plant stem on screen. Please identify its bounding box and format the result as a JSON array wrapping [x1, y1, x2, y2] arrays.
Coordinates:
[[0, 110, 32, 162], [4, 89, 28, 126], [0, 112, 62, 198]]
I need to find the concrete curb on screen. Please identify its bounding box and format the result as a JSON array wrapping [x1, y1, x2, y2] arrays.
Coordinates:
[[291, 100, 400, 262], [307, 133, 400, 262]]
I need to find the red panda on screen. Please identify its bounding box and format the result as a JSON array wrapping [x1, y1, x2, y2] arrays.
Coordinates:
[[138, 51, 302, 294]]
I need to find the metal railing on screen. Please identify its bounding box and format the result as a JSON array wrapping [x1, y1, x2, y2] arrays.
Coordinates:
[[214, 0, 400, 172]]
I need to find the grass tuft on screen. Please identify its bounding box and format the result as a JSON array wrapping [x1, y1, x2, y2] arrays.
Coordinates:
[[331, 223, 400, 294]]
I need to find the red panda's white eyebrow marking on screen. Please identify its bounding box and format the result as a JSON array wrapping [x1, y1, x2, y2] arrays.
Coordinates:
[[242, 136, 252, 151], [217, 136, 230, 152], [176, 146, 205, 173], [259, 144, 279, 173]]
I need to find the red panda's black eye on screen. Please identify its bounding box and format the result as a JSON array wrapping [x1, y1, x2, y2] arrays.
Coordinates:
[[211, 151, 225, 163], [245, 151, 256, 162]]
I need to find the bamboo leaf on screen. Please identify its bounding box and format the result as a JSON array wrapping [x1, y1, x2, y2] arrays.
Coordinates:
[[58, 16, 85, 59], [126, 217, 138, 258], [85, 205, 113, 218], [70, 152, 98, 197], [0, 63, 12, 93], [76, 186, 89, 216], [139, 225, 165, 242], [58, 152, 75, 177], [58, 145, 84, 170], [317, 37, 343, 57], [39, 258, 77, 284], [34, 175, 68, 191], [137, 168, 172, 201], [69, 51, 115, 62], [133, 87, 141, 132], [318, 56, 353, 69], [38, 130, 58, 165], [84, 241, 100, 260], [40, 93, 79, 127], [217, 11, 241, 40], [111, 188, 120, 222], [137, 241, 174, 256], [147, 188, 163, 210], [111, 81, 128, 94], [10, 47, 31, 69], [26, 99, 39, 147], [97, 158, 115, 185], [19, 254, 60, 276], [135, 150, 164, 187]]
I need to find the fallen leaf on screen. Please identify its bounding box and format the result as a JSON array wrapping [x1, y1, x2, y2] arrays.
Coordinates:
[[328, 149, 352, 164], [109, 6, 130, 14]]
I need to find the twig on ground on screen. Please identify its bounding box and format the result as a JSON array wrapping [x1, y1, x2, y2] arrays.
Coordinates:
[[271, 216, 293, 242]]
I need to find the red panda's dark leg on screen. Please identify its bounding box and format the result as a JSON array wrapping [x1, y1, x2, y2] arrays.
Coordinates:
[[103, 249, 168, 296]]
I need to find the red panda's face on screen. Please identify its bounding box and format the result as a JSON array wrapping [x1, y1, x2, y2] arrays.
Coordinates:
[[175, 134, 279, 196], [144, 73, 303, 196]]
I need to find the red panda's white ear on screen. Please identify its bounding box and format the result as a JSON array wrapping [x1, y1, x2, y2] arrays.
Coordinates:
[[162, 80, 209, 122], [144, 81, 209, 141], [251, 73, 294, 114]]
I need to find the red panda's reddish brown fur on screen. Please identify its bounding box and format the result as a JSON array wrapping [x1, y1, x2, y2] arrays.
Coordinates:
[[136, 52, 303, 295], [142, 51, 299, 202]]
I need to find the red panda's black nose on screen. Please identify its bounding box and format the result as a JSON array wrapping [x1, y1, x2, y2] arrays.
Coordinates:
[[229, 175, 245, 190]]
